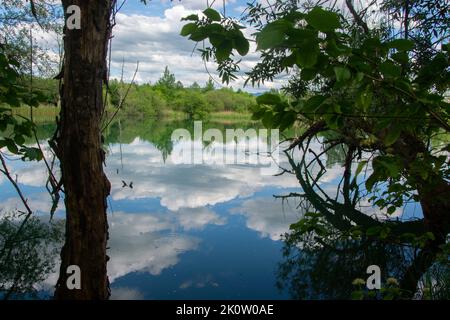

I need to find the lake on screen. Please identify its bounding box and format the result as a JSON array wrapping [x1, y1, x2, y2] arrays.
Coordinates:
[[0, 118, 424, 299]]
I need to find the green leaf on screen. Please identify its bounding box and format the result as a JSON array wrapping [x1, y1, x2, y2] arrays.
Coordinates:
[[394, 79, 413, 94], [256, 93, 281, 105], [286, 28, 317, 45], [20, 147, 44, 161], [391, 52, 408, 65], [180, 23, 198, 36], [301, 68, 317, 81], [204, 23, 225, 34], [4, 138, 19, 154], [189, 27, 208, 41], [209, 34, 224, 47], [279, 112, 296, 131], [387, 39, 414, 51], [356, 87, 373, 111], [233, 33, 249, 56], [305, 7, 341, 32], [365, 173, 378, 191], [366, 226, 382, 236], [215, 40, 232, 62], [181, 14, 199, 22], [14, 134, 25, 146], [387, 206, 396, 215], [296, 42, 319, 68], [355, 160, 368, 178], [203, 8, 221, 22], [262, 111, 274, 128], [281, 53, 297, 68], [251, 108, 266, 120], [334, 66, 351, 83], [384, 126, 401, 146], [256, 19, 292, 50], [351, 291, 364, 300], [301, 95, 327, 113], [379, 60, 401, 78], [374, 156, 402, 177]]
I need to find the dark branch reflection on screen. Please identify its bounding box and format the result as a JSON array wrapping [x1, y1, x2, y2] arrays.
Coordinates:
[[275, 142, 449, 299], [0, 212, 63, 300]]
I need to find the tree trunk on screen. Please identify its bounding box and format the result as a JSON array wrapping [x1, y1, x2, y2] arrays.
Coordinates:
[[418, 180, 450, 246], [54, 0, 113, 300], [392, 134, 450, 243], [392, 134, 450, 296]]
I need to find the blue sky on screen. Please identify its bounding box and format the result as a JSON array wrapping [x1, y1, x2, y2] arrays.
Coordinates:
[[121, 0, 246, 18]]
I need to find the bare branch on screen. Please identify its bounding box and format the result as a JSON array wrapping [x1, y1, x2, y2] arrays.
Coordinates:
[[345, 0, 369, 34]]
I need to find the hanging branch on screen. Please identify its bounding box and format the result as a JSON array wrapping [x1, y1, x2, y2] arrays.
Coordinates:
[[345, 0, 369, 34], [0, 152, 33, 217], [28, 28, 62, 218], [102, 61, 140, 132], [29, 0, 43, 28]]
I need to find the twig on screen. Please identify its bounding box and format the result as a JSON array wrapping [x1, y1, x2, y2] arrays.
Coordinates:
[[102, 61, 139, 132], [345, 0, 369, 34]]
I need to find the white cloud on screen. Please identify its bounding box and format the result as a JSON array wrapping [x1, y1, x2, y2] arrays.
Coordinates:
[[110, 4, 273, 92], [111, 5, 211, 86], [107, 211, 200, 282], [106, 138, 299, 211], [179, 274, 219, 289], [111, 287, 145, 300], [230, 197, 301, 240], [175, 207, 226, 230], [0, 192, 64, 217]]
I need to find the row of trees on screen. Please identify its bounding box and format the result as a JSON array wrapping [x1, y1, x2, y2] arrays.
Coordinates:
[[108, 67, 256, 119], [10, 66, 257, 120]]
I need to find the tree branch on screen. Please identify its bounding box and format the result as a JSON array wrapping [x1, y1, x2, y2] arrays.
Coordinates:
[[345, 0, 369, 34]]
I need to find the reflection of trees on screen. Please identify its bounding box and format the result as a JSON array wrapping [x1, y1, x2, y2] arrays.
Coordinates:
[[0, 212, 63, 299], [275, 140, 448, 299], [277, 234, 412, 299], [103, 117, 264, 161], [34, 118, 265, 162]]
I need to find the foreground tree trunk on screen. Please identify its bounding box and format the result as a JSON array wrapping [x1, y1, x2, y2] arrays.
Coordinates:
[[54, 0, 113, 299], [393, 134, 450, 296]]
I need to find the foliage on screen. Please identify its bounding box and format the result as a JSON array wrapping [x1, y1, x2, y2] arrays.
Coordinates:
[[181, 0, 449, 229], [105, 66, 256, 119], [173, 89, 210, 120], [0, 0, 63, 76], [0, 49, 46, 161], [0, 211, 64, 299], [155, 66, 177, 96], [182, 0, 450, 298], [180, 8, 249, 84]]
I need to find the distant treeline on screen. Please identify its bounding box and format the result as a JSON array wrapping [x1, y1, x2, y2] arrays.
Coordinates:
[[18, 67, 257, 120]]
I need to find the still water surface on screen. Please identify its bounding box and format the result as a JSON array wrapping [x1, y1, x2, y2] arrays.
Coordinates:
[[0, 119, 422, 299]]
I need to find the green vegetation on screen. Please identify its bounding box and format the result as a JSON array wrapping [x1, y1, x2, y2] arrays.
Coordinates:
[[9, 66, 256, 121], [0, 211, 64, 299], [108, 66, 256, 119], [182, 1, 450, 299], [0, 49, 47, 161]]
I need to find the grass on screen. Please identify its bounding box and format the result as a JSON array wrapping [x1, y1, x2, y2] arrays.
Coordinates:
[[208, 111, 254, 122], [11, 105, 59, 123], [11, 105, 255, 124]]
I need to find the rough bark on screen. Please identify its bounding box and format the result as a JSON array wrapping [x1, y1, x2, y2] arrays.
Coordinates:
[[393, 133, 450, 246], [393, 134, 450, 296], [418, 180, 450, 246], [54, 0, 113, 300]]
